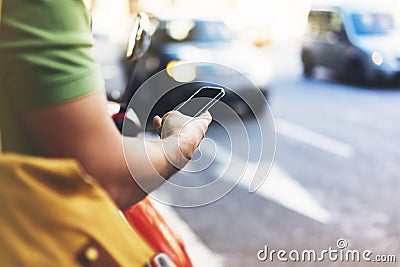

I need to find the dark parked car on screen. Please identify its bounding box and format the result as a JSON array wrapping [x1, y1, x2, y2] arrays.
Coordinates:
[[123, 17, 273, 125], [301, 1, 400, 85]]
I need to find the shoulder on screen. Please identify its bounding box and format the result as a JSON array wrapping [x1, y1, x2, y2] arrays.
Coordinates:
[[0, 0, 103, 109]]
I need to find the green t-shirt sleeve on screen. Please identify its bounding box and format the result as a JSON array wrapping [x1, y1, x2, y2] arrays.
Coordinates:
[[0, 0, 104, 108]]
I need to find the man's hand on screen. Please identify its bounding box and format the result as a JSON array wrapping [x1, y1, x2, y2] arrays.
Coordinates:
[[153, 111, 212, 164]]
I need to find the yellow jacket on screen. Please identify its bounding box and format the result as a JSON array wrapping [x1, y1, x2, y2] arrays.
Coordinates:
[[0, 153, 154, 267]]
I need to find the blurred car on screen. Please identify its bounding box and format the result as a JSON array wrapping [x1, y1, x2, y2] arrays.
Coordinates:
[[123, 17, 273, 124], [301, 1, 400, 85]]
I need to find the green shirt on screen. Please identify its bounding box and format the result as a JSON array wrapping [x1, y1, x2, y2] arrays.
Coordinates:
[[0, 0, 104, 154]]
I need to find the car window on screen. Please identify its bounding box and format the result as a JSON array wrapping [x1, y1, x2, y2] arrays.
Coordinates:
[[156, 20, 233, 43], [186, 21, 232, 42], [306, 10, 345, 42], [351, 13, 396, 35], [306, 11, 327, 36]]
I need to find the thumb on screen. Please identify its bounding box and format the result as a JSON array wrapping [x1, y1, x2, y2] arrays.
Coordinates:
[[153, 115, 163, 136], [197, 111, 212, 124]]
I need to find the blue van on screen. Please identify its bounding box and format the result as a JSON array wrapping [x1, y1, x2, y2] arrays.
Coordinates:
[[301, 1, 400, 84]]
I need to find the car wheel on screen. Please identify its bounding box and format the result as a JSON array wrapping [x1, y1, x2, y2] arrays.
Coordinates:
[[301, 51, 314, 78], [303, 62, 314, 77], [344, 59, 367, 85]]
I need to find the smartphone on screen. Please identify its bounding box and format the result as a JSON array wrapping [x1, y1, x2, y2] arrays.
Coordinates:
[[174, 86, 225, 117]]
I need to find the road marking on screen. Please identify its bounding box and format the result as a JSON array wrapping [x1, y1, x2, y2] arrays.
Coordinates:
[[204, 144, 331, 224], [252, 164, 330, 223], [275, 118, 354, 158]]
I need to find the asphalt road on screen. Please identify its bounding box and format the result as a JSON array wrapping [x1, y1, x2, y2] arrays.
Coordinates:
[[163, 44, 400, 266], [94, 39, 400, 266]]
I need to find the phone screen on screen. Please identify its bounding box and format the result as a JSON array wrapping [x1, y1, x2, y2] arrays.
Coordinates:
[[174, 86, 225, 117]]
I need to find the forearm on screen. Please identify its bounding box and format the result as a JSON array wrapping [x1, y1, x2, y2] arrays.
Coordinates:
[[77, 136, 182, 209], [122, 137, 181, 193], [90, 135, 187, 209]]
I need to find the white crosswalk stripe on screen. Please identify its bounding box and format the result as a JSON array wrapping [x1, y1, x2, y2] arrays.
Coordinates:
[[203, 143, 331, 224], [275, 118, 354, 158]]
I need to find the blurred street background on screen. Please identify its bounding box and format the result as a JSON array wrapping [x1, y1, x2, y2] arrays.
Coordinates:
[[91, 0, 400, 266]]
